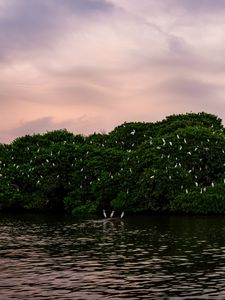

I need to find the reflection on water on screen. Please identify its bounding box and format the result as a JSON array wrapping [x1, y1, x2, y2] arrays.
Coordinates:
[[1, 214, 225, 299]]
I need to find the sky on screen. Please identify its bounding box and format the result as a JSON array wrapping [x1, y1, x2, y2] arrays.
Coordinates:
[[1, 0, 225, 143]]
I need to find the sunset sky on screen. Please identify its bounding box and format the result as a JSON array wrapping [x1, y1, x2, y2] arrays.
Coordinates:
[[1, 0, 225, 143]]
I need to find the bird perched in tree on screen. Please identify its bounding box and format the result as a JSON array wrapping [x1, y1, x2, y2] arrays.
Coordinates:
[[103, 209, 107, 218], [121, 211, 124, 218]]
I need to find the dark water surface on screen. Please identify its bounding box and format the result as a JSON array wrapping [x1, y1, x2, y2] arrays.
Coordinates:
[[1, 214, 225, 299]]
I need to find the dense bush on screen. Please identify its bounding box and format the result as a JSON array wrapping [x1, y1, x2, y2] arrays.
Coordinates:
[[0, 112, 225, 215], [170, 184, 225, 214]]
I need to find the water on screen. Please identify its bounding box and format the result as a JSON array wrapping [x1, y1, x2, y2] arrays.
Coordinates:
[[1, 214, 225, 299]]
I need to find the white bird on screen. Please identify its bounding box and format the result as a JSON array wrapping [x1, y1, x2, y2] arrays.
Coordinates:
[[186, 189, 188, 194], [110, 211, 115, 218], [103, 210, 107, 218], [177, 134, 180, 139], [179, 145, 182, 150], [184, 138, 187, 144], [195, 182, 198, 187], [120, 211, 124, 219], [211, 182, 215, 187], [131, 129, 135, 135], [169, 141, 172, 146]]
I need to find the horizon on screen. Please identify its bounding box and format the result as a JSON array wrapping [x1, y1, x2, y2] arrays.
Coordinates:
[[1, 110, 222, 145], [1, 0, 225, 143]]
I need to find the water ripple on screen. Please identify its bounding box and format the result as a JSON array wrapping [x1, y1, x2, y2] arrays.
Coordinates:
[[1, 214, 225, 299]]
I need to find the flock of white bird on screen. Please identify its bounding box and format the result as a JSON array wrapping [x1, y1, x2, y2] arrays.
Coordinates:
[[0, 127, 224, 200]]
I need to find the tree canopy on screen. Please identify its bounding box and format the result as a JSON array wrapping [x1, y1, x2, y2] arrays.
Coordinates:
[[1, 112, 225, 215]]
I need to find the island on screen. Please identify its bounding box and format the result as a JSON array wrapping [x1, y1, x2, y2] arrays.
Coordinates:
[[1, 112, 225, 215]]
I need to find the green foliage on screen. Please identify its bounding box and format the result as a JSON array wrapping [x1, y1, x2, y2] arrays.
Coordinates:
[[170, 184, 225, 214], [1, 111, 225, 215], [72, 201, 98, 215]]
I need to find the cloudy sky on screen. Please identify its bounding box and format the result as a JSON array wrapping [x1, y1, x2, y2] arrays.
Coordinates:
[[1, 0, 225, 143]]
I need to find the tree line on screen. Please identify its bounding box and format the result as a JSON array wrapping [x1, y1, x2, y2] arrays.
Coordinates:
[[1, 112, 225, 215]]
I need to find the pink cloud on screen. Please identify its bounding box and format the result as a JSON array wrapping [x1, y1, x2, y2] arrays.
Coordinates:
[[1, 0, 225, 144]]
